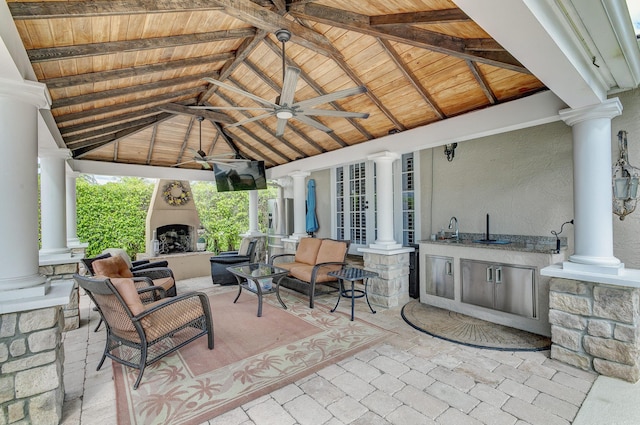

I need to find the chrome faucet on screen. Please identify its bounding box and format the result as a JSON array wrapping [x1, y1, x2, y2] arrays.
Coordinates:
[[448, 216, 459, 241]]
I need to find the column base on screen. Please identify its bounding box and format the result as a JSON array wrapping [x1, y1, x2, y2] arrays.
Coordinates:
[[565, 258, 624, 275], [0, 273, 47, 292], [369, 241, 403, 250], [39, 247, 71, 256]]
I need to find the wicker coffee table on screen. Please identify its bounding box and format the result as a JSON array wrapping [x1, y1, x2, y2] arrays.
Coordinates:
[[227, 262, 289, 317]]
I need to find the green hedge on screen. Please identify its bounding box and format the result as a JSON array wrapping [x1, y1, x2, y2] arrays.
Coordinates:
[[75, 177, 277, 258]]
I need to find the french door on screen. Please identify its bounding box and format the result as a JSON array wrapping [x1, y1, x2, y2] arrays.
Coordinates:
[[334, 162, 376, 253]]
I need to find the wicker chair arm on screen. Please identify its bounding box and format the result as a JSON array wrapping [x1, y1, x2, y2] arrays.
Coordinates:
[[132, 267, 174, 280], [136, 286, 166, 301], [131, 261, 169, 271]]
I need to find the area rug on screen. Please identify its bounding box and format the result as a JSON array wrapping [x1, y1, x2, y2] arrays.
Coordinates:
[[113, 290, 389, 425], [401, 300, 550, 351]]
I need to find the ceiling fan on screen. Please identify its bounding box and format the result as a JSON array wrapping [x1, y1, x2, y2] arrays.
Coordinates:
[[174, 116, 249, 169], [191, 29, 369, 137]]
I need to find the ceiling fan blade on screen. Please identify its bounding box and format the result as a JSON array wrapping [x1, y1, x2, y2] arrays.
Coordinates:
[[196, 160, 212, 170], [294, 86, 367, 109], [298, 109, 370, 119], [189, 106, 273, 111], [187, 147, 205, 160], [226, 112, 275, 128], [294, 115, 333, 133], [279, 67, 301, 106], [276, 118, 288, 137], [202, 77, 278, 108]]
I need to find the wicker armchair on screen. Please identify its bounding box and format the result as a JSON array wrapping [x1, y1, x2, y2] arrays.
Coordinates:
[[74, 274, 214, 389]]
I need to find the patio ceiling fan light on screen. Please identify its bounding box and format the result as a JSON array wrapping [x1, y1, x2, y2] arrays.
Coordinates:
[[276, 109, 294, 119]]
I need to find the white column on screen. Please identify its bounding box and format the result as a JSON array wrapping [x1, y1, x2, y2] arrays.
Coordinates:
[[368, 151, 402, 250], [243, 190, 263, 236], [40, 148, 71, 256], [290, 171, 309, 239], [66, 171, 81, 246], [559, 98, 623, 272], [0, 79, 50, 291]]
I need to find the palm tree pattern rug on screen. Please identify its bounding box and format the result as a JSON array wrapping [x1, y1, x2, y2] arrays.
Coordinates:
[[113, 290, 389, 425], [401, 300, 550, 351]]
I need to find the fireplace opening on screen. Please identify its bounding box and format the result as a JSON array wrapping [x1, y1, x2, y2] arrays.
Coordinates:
[[156, 224, 193, 254]]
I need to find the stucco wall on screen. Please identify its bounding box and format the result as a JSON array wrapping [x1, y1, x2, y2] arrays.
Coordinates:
[[420, 88, 640, 269]]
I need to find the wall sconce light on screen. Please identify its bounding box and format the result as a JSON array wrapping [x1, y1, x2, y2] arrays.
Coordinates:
[[444, 143, 457, 162], [612, 130, 639, 220]]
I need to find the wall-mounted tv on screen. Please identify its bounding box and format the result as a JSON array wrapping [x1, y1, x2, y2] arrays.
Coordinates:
[[213, 160, 267, 192]]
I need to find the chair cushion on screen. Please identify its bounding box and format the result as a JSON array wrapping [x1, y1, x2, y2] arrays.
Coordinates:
[[110, 277, 144, 316], [93, 255, 134, 278], [289, 264, 341, 284], [316, 239, 348, 264], [102, 248, 134, 269], [294, 238, 322, 265], [237, 238, 252, 256], [152, 276, 175, 292]]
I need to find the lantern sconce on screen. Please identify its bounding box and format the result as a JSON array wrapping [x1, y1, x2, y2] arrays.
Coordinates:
[[444, 143, 458, 162], [612, 130, 639, 220]]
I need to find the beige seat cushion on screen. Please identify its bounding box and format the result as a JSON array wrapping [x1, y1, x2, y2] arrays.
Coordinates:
[[237, 238, 253, 256], [151, 276, 175, 292], [289, 264, 341, 284], [294, 238, 322, 265], [102, 248, 134, 269], [93, 255, 134, 278], [273, 261, 308, 272], [316, 239, 348, 264]]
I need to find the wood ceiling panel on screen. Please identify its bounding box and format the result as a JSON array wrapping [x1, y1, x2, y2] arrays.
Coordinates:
[[476, 64, 546, 99], [417, 22, 491, 39], [316, 0, 456, 16]]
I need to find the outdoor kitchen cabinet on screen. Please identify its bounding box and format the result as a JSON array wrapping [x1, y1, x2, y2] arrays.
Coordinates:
[[460, 259, 536, 318], [424, 255, 454, 299]]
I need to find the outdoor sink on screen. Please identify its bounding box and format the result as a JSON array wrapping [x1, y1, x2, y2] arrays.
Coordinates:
[[473, 239, 511, 245]]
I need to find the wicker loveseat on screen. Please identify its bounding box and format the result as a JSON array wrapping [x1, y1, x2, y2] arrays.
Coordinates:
[[270, 238, 350, 308]]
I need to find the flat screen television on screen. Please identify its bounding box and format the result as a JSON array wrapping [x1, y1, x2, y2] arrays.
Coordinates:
[[213, 160, 267, 192]]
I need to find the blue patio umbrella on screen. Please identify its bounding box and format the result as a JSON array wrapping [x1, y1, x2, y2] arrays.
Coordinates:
[[306, 179, 319, 234]]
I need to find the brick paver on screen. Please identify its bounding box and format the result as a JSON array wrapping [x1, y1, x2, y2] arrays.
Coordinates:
[[63, 276, 600, 425]]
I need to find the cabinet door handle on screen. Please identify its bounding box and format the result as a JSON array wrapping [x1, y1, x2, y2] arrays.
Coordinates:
[[446, 261, 453, 276], [495, 266, 502, 284], [486, 266, 493, 282]]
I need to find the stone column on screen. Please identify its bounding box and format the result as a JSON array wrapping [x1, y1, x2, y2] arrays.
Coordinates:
[[40, 148, 71, 257], [559, 98, 623, 273], [66, 171, 81, 247], [289, 171, 309, 239], [0, 80, 48, 292], [368, 151, 402, 250]]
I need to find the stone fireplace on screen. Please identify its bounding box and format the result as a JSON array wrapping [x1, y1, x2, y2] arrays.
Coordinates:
[[145, 180, 201, 255]]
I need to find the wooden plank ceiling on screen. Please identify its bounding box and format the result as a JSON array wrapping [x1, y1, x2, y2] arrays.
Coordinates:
[[8, 0, 545, 170]]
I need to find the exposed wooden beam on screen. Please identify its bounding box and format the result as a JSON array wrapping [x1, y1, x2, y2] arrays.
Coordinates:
[[198, 29, 268, 103], [52, 73, 213, 109], [56, 87, 204, 123], [210, 0, 341, 58], [378, 38, 445, 120], [225, 131, 277, 166], [263, 37, 373, 141], [369, 9, 470, 26], [158, 102, 234, 123], [72, 113, 174, 157], [210, 120, 244, 158], [59, 109, 163, 135], [64, 113, 169, 143], [43, 55, 228, 89], [8, 0, 224, 19], [289, 3, 527, 73], [269, 0, 286, 14], [466, 60, 497, 104], [146, 124, 160, 165], [175, 117, 196, 165], [28, 28, 255, 62]]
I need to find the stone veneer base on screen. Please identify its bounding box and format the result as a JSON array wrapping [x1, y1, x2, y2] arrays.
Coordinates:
[[549, 277, 640, 382]]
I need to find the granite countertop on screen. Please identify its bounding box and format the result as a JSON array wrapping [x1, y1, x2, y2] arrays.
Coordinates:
[[418, 233, 566, 255]]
